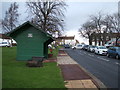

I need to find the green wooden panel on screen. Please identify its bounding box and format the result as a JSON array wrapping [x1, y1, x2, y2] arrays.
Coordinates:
[[44, 42, 48, 58], [13, 26, 49, 60]]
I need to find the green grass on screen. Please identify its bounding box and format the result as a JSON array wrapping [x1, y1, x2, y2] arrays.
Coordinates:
[[2, 47, 66, 88]]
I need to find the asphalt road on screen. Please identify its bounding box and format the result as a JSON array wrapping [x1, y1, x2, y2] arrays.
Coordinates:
[[65, 48, 120, 88]]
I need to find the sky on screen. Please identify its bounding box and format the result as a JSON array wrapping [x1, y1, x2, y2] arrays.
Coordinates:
[[0, 0, 119, 44], [64, 2, 118, 44]]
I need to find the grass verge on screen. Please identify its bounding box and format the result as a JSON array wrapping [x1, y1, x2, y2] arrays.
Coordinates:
[[2, 47, 65, 88]]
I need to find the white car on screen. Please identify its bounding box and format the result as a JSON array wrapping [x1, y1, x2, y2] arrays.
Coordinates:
[[94, 46, 108, 55], [72, 44, 83, 49], [0, 42, 10, 47], [88, 45, 96, 52]]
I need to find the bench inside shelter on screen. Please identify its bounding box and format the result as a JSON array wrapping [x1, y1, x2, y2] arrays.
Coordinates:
[[26, 57, 44, 67]]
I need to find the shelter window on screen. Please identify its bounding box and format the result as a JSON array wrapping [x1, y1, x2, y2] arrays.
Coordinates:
[[28, 33, 33, 37]]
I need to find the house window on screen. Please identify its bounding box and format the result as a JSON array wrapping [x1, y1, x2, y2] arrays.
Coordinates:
[[28, 33, 33, 37]]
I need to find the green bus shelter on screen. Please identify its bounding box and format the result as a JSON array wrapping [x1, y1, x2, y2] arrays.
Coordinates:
[[7, 21, 54, 61]]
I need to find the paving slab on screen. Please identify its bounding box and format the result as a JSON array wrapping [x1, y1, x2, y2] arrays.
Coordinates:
[[65, 80, 98, 89], [81, 80, 98, 88], [57, 56, 78, 64]]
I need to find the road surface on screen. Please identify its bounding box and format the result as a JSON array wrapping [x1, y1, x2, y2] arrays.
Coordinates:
[[65, 49, 120, 88]]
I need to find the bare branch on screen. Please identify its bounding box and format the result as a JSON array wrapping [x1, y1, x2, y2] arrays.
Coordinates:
[[2, 2, 19, 33], [26, 1, 67, 36]]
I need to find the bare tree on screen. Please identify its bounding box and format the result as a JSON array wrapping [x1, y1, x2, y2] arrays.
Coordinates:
[[90, 12, 120, 46], [79, 12, 120, 46], [26, 1, 67, 36], [101, 15, 115, 44], [90, 12, 105, 45], [107, 13, 120, 46], [78, 21, 96, 45], [102, 15, 113, 33], [2, 2, 19, 33], [1, 2, 19, 47]]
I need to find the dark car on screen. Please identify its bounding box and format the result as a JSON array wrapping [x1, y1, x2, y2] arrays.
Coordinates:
[[83, 45, 89, 51], [64, 44, 70, 48], [107, 47, 120, 59]]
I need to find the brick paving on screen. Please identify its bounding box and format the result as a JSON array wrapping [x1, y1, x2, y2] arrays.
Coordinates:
[[59, 64, 91, 80], [57, 50, 99, 89]]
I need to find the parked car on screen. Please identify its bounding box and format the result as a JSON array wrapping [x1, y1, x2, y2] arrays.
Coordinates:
[[72, 44, 84, 49], [48, 44, 52, 48], [64, 44, 70, 48], [88, 45, 96, 52], [0, 42, 10, 47], [87, 45, 90, 51], [94, 46, 108, 55], [83, 45, 89, 51], [107, 47, 120, 59]]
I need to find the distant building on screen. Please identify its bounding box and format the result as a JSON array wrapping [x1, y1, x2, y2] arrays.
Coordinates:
[[91, 33, 120, 46], [0, 33, 17, 46], [105, 38, 120, 47], [56, 35, 75, 45], [0, 33, 11, 39]]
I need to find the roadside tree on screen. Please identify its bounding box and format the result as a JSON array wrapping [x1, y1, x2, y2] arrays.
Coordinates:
[[90, 12, 105, 45], [1, 2, 19, 46], [108, 13, 120, 46], [78, 21, 96, 45], [26, 1, 67, 36], [1, 2, 19, 33]]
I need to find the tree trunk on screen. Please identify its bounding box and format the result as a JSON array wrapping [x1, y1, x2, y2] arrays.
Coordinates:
[[98, 39, 101, 46], [103, 32, 106, 46], [115, 37, 119, 46], [89, 39, 92, 45], [89, 36, 92, 45], [94, 35, 97, 46], [98, 34, 101, 46]]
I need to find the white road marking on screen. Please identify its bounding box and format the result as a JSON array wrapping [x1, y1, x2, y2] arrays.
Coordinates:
[[115, 62, 120, 65], [88, 54, 94, 57], [97, 57, 109, 62], [84, 52, 87, 54], [79, 53, 84, 55]]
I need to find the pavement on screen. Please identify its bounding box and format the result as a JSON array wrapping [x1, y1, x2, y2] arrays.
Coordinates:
[[57, 49, 106, 89]]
